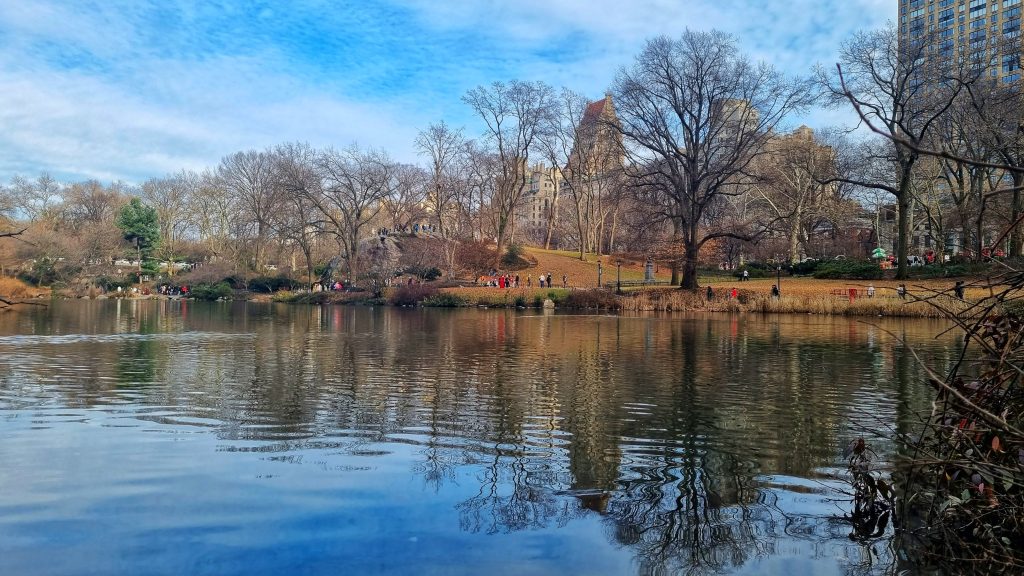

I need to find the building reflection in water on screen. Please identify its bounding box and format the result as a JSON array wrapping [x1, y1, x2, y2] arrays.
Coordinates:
[[0, 302, 956, 574]]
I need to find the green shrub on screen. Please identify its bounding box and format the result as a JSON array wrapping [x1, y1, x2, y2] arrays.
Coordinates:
[[734, 265, 775, 279], [189, 282, 233, 301], [248, 276, 302, 293], [389, 284, 438, 306], [546, 289, 568, 303], [405, 266, 442, 281], [421, 292, 469, 307], [532, 295, 544, 308], [514, 295, 527, 307], [502, 243, 524, 266], [813, 260, 883, 280], [95, 275, 133, 291], [790, 260, 820, 276]]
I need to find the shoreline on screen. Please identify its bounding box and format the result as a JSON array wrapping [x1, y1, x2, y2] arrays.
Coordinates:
[[42, 281, 983, 319]]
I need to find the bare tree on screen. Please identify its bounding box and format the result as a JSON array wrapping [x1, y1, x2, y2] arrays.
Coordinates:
[[539, 90, 625, 258], [416, 121, 466, 236], [462, 80, 554, 259], [141, 173, 193, 275], [8, 173, 62, 224], [416, 121, 471, 277], [382, 163, 429, 232], [306, 146, 398, 280], [271, 143, 326, 287], [462, 139, 500, 243], [184, 169, 238, 264], [752, 127, 841, 264], [612, 31, 813, 289], [218, 149, 282, 271], [820, 27, 966, 278]]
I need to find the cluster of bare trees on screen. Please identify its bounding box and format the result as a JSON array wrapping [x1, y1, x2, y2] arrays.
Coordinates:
[[6, 25, 1024, 288], [819, 26, 1024, 279]]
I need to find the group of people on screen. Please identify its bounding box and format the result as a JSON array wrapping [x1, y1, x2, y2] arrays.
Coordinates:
[[481, 272, 569, 289], [156, 284, 189, 296], [374, 223, 438, 237]]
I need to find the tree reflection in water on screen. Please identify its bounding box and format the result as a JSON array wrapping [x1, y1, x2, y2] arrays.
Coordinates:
[[0, 302, 957, 575]]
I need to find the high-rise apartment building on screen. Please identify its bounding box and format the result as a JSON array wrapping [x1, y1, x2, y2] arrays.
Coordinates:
[[899, 0, 1023, 84]]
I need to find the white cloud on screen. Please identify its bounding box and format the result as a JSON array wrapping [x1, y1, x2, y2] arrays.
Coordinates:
[[0, 0, 894, 183]]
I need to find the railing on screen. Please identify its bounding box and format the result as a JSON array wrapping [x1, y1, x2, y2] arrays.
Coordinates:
[[602, 280, 674, 289]]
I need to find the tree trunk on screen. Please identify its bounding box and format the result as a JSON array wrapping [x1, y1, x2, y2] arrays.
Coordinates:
[[1010, 172, 1023, 257], [608, 207, 620, 255], [681, 245, 699, 289], [895, 187, 912, 280], [680, 220, 699, 290], [788, 215, 801, 265], [543, 191, 559, 250]]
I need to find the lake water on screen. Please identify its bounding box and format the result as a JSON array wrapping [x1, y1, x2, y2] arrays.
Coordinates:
[[0, 300, 960, 575]]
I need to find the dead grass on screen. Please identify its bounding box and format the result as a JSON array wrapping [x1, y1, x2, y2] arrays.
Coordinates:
[[0, 276, 47, 300], [432, 276, 985, 317], [523, 248, 666, 287]]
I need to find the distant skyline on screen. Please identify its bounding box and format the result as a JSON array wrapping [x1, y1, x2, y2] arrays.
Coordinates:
[[0, 0, 894, 184]]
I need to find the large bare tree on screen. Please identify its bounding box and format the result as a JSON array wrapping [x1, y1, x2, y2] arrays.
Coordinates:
[[462, 80, 554, 259], [612, 30, 813, 289], [752, 127, 841, 264], [416, 121, 471, 277], [141, 173, 194, 275], [305, 146, 398, 280], [271, 143, 326, 287], [820, 27, 963, 278], [539, 90, 624, 258], [217, 149, 282, 271]]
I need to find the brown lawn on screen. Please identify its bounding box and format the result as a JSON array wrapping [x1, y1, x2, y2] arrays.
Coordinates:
[[519, 248, 985, 299]]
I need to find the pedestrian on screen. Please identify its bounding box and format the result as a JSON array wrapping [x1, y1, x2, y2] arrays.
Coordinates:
[[771, 284, 780, 298], [539, 275, 545, 288], [897, 284, 906, 300], [562, 274, 567, 288], [499, 275, 505, 289], [742, 269, 749, 282], [515, 274, 520, 288], [731, 287, 738, 300], [867, 284, 875, 298], [706, 285, 713, 301], [954, 280, 965, 300], [527, 275, 532, 288], [547, 273, 553, 288]]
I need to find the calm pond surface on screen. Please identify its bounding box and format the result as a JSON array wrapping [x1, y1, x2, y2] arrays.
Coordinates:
[[0, 300, 961, 575]]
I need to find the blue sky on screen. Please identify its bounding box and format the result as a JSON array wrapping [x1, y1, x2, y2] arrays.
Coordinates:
[[0, 0, 894, 184]]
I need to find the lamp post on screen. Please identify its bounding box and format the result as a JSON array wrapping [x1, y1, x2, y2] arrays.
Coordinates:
[[616, 260, 623, 295], [597, 260, 603, 289]]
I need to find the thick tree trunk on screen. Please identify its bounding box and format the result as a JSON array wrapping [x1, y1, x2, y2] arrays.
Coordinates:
[[895, 190, 911, 280], [681, 244, 699, 290], [788, 216, 801, 265], [681, 220, 699, 290]]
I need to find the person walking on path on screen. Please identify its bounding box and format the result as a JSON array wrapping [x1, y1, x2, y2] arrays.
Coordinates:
[[867, 284, 875, 298], [706, 285, 713, 301], [562, 274, 567, 288], [897, 284, 906, 300], [547, 273, 553, 288], [731, 287, 738, 300], [954, 281, 965, 300], [742, 270, 749, 282]]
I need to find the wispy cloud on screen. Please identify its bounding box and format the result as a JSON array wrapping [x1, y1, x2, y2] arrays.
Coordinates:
[[0, 0, 893, 183]]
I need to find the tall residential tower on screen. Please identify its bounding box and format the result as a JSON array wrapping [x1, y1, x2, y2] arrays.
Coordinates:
[[899, 0, 1022, 83]]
